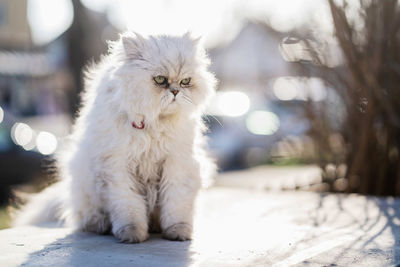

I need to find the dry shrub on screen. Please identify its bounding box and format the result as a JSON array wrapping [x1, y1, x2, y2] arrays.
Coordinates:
[[294, 0, 400, 195]]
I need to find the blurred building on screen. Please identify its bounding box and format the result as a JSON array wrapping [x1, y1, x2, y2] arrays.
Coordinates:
[[0, 1, 323, 198], [0, 0, 73, 204], [0, 0, 31, 49], [206, 22, 311, 170], [210, 22, 292, 92], [0, 1, 123, 204]]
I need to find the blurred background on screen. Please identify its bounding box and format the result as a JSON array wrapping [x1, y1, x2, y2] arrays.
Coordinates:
[[0, 0, 399, 228]]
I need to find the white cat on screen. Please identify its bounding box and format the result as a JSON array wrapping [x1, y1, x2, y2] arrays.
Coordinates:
[[14, 32, 217, 243]]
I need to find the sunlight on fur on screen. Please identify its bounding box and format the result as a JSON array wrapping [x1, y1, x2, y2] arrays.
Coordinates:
[[14, 32, 217, 243]]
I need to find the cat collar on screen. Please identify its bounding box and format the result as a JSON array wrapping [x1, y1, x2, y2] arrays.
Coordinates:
[[132, 120, 145, 129]]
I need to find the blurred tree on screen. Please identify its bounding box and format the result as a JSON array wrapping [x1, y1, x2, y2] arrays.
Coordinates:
[[66, 0, 118, 114], [294, 0, 400, 195], [66, 0, 89, 114]]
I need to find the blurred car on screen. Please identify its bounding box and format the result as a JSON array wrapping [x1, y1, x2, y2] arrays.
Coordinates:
[[0, 106, 63, 205], [205, 77, 326, 170]]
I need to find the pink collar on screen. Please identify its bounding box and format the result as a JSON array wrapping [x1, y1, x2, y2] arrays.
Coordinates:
[[132, 120, 145, 129]]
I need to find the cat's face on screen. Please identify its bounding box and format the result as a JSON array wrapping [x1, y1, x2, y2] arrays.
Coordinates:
[[114, 33, 215, 125]]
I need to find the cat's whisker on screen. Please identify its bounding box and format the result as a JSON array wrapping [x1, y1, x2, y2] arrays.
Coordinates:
[[160, 94, 170, 107], [205, 114, 223, 127], [181, 94, 194, 105], [182, 97, 192, 104]]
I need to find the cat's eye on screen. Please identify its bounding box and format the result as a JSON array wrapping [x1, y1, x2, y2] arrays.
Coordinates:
[[154, 76, 167, 85], [180, 78, 191, 86]]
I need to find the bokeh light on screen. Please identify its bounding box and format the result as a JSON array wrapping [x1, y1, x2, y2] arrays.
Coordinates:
[[36, 131, 58, 155], [273, 77, 298, 101], [273, 77, 327, 102], [216, 91, 250, 117], [246, 110, 280, 135], [307, 78, 327, 102], [0, 106, 3, 124], [28, 0, 73, 45], [11, 123, 33, 147]]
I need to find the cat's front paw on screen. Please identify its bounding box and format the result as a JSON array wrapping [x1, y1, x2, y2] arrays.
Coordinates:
[[162, 223, 192, 241], [113, 224, 149, 243]]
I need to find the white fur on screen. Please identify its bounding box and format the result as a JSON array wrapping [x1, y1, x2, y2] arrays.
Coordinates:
[[14, 33, 216, 242]]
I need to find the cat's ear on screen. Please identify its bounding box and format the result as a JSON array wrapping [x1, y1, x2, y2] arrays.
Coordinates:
[[121, 32, 146, 59], [183, 32, 201, 47]]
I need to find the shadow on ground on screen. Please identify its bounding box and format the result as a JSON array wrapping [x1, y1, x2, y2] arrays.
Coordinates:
[[3, 188, 399, 266], [19, 231, 192, 267], [290, 194, 400, 266]]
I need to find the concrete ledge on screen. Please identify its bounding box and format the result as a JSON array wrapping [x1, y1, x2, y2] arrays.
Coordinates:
[[215, 165, 322, 190], [1, 187, 400, 266]]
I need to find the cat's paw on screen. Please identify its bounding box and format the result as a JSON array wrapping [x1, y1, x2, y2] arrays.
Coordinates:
[[113, 224, 149, 243], [162, 223, 192, 241]]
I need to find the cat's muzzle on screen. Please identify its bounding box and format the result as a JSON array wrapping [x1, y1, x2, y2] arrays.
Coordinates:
[[170, 88, 179, 96]]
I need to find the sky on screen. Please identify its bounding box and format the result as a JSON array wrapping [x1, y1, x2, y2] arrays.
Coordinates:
[[27, 0, 331, 47]]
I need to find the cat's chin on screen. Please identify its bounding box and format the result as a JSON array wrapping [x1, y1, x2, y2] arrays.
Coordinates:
[[160, 103, 189, 120], [163, 100, 180, 113]]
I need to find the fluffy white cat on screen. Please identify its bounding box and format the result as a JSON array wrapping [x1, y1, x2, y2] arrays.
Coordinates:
[[14, 32, 217, 243]]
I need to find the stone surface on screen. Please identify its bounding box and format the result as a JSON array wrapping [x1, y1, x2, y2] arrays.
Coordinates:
[[215, 165, 322, 191], [1, 186, 400, 266]]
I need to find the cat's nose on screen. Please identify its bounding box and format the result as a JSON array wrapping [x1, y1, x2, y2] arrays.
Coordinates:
[[170, 89, 179, 96]]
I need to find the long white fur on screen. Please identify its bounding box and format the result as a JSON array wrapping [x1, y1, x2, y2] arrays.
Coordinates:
[[14, 32, 216, 242]]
